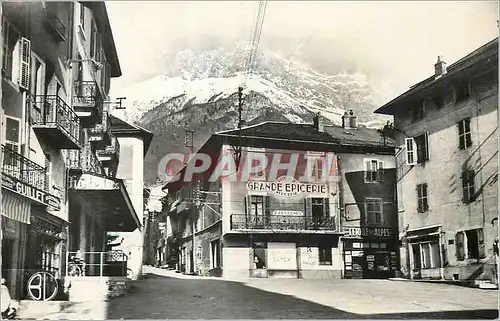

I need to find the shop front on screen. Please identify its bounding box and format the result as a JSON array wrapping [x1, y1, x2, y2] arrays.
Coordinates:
[[342, 226, 398, 279]]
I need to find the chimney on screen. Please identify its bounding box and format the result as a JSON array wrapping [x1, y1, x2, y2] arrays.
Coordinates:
[[348, 109, 357, 128], [434, 55, 447, 79], [313, 112, 324, 132], [342, 111, 349, 129]]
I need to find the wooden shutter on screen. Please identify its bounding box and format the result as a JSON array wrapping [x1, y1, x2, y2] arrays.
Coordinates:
[[456, 232, 465, 261], [90, 23, 95, 58], [424, 132, 430, 161], [377, 161, 385, 182], [364, 160, 371, 181], [18, 37, 31, 90], [478, 229, 485, 258], [304, 197, 312, 217], [405, 138, 416, 165]]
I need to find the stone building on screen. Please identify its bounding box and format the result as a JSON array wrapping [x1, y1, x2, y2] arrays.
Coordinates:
[[1, 1, 150, 303], [164, 112, 398, 279], [374, 37, 498, 284]]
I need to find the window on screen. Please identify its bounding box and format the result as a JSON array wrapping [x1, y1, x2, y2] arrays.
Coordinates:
[[461, 169, 475, 203], [465, 229, 485, 260], [3, 116, 21, 167], [365, 198, 383, 225], [455, 81, 470, 103], [364, 159, 384, 182], [405, 133, 429, 165], [318, 244, 332, 265], [412, 242, 440, 269], [412, 102, 425, 122], [250, 195, 264, 216], [31, 54, 46, 100], [306, 152, 325, 182], [416, 183, 428, 213], [2, 19, 21, 80], [458, 118, 472, 149], [414, 133, 429, 163]]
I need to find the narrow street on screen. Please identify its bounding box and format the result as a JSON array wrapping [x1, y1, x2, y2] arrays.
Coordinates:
[[103, 267, 498, 319]]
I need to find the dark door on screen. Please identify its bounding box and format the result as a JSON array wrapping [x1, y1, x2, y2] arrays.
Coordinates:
[[1, 239, 14, 280], [189, 250, 194, 273]]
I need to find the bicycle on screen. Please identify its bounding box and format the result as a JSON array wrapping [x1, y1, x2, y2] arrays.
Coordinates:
[[67, 256, 85, 276]]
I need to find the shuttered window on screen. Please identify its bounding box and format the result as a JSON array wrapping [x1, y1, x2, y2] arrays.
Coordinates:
[[458, 118, 472, 150]]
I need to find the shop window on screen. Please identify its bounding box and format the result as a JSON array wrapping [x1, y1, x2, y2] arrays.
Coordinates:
[[364, 159, 384, 183], [414, 242, 440, 269], [416, 183, 429, 213], [370, 243, 379, 249], [461, 169, 476, 203], [458, 118, 472, 150], [318, 245, 332, 265], [365, 198, 383, 225], [380, 243, 387, 249], [362, 242, 370, 249]]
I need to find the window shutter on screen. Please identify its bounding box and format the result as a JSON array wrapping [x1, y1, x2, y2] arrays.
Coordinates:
[[90, 23, 95, 58], [244, 196, 250, 217], [405, 138, 416, 165], [323, 198, 330, 217], [364, 160, 371, 181], [478, 229, 485, 258], [304, 197, 312, 217], [377, 161, 385, 182], [423, 183, 428, 211], [264, 195, 270, 216], [424, 132, 430, 161], [18, 37, 31, 90]]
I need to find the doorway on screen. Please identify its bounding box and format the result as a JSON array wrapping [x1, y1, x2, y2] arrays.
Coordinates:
[[252, 242, 267, 278]]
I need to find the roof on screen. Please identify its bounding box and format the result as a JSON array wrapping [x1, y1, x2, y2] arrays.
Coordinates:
[[216, 121, 394, 147], [163, 120, 395, 192], [109, 114, 154, 155], [375, 37, 498, 115], [85, 2, 122, 77]]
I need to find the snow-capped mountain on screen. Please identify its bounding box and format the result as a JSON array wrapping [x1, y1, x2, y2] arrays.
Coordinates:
[[110, 43, 391, 185]]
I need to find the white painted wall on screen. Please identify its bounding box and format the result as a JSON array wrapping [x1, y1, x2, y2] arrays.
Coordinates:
[[114, 136, 145, 280]]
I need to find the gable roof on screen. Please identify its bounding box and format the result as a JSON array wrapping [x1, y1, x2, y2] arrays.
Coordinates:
[[109, 114, 153, 155], [216, 121, 394, 147], [374, 37, 498, 115]]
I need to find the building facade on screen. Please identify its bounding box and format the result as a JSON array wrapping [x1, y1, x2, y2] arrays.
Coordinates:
[[375, 38, 498, 283], [165, 113, 398, 279], [1, 1, 146, 302]]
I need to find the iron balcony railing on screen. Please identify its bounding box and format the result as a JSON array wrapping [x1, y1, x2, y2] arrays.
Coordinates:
[[43, 8, 66, 41], [32, 95, 80, 143], [66, 146, 105, 176], [66, 250, 130, 277], [97, 135, 120, 161], [73, 80, 103, 113], [230, 214, 337, 231], [89, 111, 111, 138], [2, 145, 47, 191]]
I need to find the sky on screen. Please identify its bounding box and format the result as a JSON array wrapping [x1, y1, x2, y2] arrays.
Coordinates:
[[106, 1, 499, 104]]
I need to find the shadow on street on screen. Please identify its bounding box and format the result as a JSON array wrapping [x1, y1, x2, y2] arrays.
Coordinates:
[[106, 273, 499, 319]]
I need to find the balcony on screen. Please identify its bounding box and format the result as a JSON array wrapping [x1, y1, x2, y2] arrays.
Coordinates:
[[31, 95, 81, 150], [96, 136, 120, 172], [43, 8, 65, 42], [73, 80, 103, 127], [66, 250, 129, 277], [67, 147, 105, 177], [230, 214, 337, 232], [89, 111, 112, 150], [1, 145, 61, 210]]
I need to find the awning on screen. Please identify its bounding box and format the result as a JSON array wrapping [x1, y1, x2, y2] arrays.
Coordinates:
[[404, 224, 441, 242], [1, 189, 30, 224], [69, 173, 141, 232]]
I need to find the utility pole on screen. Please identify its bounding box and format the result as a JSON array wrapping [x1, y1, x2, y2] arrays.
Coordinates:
[[236, 87, 244, 170], [184, 130, 196, 273], [0, 2, 4, 284]]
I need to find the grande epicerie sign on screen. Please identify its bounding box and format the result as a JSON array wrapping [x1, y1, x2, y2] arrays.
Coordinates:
[[246, 176, 327, 197]]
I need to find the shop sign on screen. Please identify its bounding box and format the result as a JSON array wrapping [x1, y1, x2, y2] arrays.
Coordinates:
[[272, 210, 303, 216], [342, 226, 395, 238], [2, 174, 61, 211], [247, 176, 327, 198]]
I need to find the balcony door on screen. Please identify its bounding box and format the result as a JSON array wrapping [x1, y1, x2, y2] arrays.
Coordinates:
[[245, 195, 269, 228], [306, 197, 330, 228]]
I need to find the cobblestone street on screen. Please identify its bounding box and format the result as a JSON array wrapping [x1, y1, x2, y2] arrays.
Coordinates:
[[103, 267, 498, 319]]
